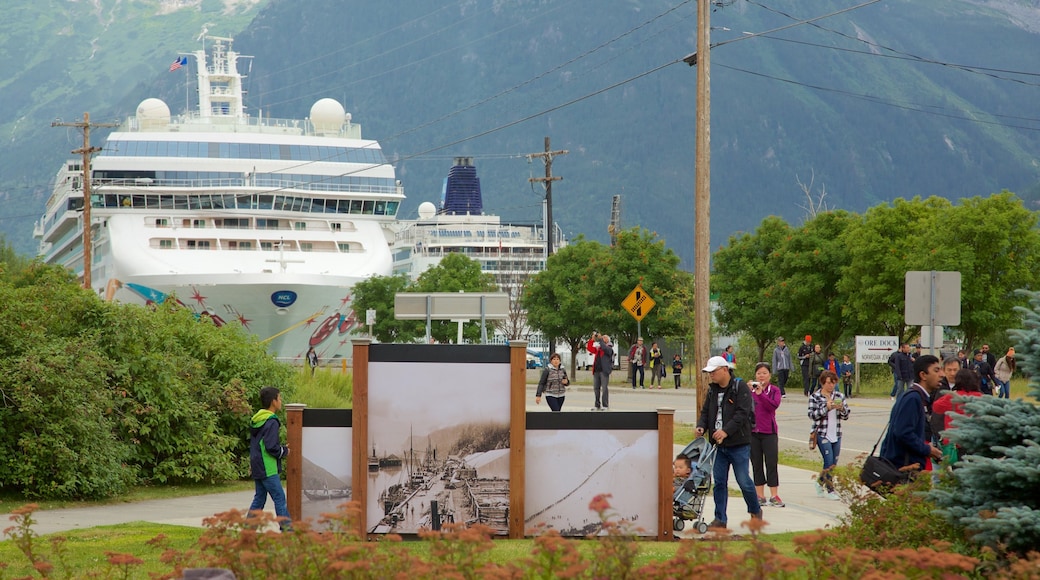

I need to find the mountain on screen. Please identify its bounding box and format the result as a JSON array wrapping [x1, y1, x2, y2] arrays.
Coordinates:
[[2, 0, 1039, 267]]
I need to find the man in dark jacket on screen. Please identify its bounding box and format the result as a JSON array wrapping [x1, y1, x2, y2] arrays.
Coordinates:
[[971, 349, 996, 395], [588, 333, 614, 411], [248, 386, 291, 531], [696, 356, 762, 529], [888, 343, 914, 399], [880, 355, 944, 471]]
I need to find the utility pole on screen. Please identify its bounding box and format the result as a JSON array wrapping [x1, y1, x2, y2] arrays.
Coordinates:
[[527, 136, 568, 355], [527, 137, 568, 258], [52, 112, 119, 291], [693, 0, 712, 409]]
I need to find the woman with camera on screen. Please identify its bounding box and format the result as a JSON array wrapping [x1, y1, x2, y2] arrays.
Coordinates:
[[808, 370, 851, 500], [750, 362, 784, 507]]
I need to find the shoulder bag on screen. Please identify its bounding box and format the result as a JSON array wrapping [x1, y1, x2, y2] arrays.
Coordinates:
[[859, 420, 911, 496]]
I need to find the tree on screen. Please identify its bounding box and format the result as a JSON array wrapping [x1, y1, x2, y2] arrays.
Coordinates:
[[524, 238, 610, 378], [771, 211, 855, 355], [412, 253, 499, 343], [712, 216, 793, 362], [350, 273, 423, 343], [929, 289, 1040, 554], [921, 192, 1040, 351], [585, 228, 684, 348], [499, 269, 534, 341], [839, 197, 952, 342]]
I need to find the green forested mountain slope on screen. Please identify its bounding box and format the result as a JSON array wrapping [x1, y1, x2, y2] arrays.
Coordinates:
[[0, 0, 266, 252], [2, 0, 1038, 265]]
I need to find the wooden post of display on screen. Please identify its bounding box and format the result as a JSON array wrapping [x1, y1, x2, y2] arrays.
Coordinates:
[[509, 340, 528, 539], [285, 403, 306, 524], [657, 407, 675, 541], [352, 338, 371, 539]]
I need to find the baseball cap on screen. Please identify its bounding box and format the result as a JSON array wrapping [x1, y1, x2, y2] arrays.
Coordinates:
[[777, 336, 785, 341], [702, 356, 735, 372]]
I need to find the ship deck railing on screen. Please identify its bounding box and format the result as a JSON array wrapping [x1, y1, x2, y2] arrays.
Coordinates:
[[126, 113, 364, 139]]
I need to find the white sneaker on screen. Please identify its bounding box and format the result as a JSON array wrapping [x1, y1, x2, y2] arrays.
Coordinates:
[[824, 491, 840, 501], [602, 407, 609, 411], [814, 481, 824, 497]]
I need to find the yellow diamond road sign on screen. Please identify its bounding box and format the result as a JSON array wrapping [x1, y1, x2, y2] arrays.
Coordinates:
[[621, 284, 656, 322]]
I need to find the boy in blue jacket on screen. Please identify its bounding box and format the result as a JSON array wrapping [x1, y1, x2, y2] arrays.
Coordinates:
[[248, 386, 291, 531]]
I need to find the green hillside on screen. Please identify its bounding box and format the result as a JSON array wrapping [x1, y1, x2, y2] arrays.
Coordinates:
[[1, 0, 1038, 263]]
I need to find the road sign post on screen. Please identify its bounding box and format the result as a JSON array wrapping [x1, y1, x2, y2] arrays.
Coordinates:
[[905, 271, 961, 356], [621, 284, 656, 339]]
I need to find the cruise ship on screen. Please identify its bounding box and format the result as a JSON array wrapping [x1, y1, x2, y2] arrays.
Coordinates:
[[35, 37, 403, 362], [391, 157, 563, 348]]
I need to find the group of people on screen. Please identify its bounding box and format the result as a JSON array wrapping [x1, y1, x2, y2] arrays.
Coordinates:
[[890, 342, 1016, 399], [771, 336, 854, 398], [626, 336, 686, 390], [536, 333, 687, 413]]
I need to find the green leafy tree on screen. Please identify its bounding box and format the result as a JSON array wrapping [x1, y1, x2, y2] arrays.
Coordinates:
[[351, 273, 423, 343], [412, 253, 499, 343], [839, 197, 952, 342], [771, 211, 855, 354], [929, 289, 1040, 554], [920, 192, 1040, 350], [524, 238, 611, 377], [712, 216, 793, 362], [586, 228, 684, 349]]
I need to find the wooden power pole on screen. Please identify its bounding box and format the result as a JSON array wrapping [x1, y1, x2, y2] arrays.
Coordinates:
[[52, 112, 118, 291], [527, 136, 568, 258], [527, 136, 568, 355], [694, 0, 712, 409]]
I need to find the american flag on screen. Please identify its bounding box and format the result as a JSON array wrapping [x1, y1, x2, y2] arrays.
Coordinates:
[[169, 56, 187, 72]]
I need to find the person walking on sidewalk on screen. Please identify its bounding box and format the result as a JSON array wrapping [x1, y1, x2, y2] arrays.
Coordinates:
[[771, 337, 792, 397], [807, 371, 850, 500], [696, 356, 762, 530], [248, 386, 292, 531], [535, 352, 569, 412], [671, 353, 684, 389], [749, 362, 784, 508]]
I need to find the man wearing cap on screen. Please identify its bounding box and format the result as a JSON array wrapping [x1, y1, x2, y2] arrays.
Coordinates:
[[771, 337, 792, 398], [797, 335, 813, 397], [696, 355, 762, 530]]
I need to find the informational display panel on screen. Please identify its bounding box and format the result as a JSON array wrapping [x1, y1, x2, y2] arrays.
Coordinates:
[[366, 345, 511, 535], [525, 413, 661, 537], [300, 409, 352, 528]]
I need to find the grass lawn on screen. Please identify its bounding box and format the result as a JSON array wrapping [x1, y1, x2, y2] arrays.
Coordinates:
[[0, 522, 803, 577]]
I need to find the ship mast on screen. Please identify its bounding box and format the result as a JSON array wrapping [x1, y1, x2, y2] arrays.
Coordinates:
[[193, 36, 248, 120]]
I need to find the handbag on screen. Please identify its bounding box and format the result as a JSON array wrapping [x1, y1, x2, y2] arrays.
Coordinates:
[[859, 421, 911, 496], [808, 431, 817, 450]]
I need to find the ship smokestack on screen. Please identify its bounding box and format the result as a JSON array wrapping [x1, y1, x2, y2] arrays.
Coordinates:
[[440, 156, 482, 216]]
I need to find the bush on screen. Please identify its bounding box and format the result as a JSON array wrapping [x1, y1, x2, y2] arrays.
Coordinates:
[[0, 263, 293, 498]]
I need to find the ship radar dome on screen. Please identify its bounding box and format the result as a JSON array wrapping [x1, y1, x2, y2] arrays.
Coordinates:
[[418, 201, 437, 220], [310, 98, 347, 134], [136, 98, 171, 129]]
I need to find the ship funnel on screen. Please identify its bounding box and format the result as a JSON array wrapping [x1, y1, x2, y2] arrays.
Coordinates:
[[440, 157, 482, 216]]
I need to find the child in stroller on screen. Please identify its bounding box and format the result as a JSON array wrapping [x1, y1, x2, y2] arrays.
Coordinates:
[[672, 436, 717, 534]]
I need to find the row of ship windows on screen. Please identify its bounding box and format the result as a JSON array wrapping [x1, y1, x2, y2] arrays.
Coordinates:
[[154, 217, 355, 232], [152, 239, 359, 252], [78, 193, 400, 216], [102, 140, 388, 164], [93, 171, 398, 195]]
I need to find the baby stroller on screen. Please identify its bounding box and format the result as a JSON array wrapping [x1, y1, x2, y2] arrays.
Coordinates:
[[672, 436, 718, 534]]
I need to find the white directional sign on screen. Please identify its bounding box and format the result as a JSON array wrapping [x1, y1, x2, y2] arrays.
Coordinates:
[[855, 335, 898, 364]]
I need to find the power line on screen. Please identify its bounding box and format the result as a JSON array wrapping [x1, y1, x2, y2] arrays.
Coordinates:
[[744, 0, 1040, 86], [717, 62, 1040, 132]]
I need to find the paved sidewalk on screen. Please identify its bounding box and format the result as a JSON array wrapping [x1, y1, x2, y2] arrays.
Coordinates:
[[672, 444, 847, 538]]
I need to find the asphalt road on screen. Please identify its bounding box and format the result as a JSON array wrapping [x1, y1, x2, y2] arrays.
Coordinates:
[[526, 370, 897, 467]]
